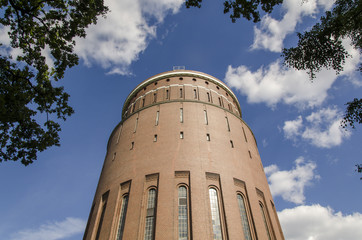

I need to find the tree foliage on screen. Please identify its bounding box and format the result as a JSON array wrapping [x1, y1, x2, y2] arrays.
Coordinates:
[[341, 98, 362, 129], [282, 0, 361, 79], [0, 0, 108, 165], [356, 164, 362, 180], [185, 0, 361, 129], [186, 0, 283, 23]]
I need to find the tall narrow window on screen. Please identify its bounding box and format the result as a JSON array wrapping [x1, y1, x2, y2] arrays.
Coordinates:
[[153, 93, 157, 103], [237, 194, 252, 240], [154, 135, 157, 142], [260, 203, 271, 240], [166, 89, 169, 99], [83, 204, 95, 240], [218, 97, 222, 107], [178, 186, 188, 240], [134, 118, 138, 133], [155, 111, 159, 126], [248, 151, 252, 159], [194, 89, 197, 99], [142, 98, 145, 107], [242, 127, 248, 142], [228, 104, 231, 111], [130, 142, 134, 150], [230, 140, 234, 148], [95, 192, 109, 240], [116, 195, 129, 240], [180, 131, 184, 139], [180, 88, 183, 98], [116, 125, 123, 144], [204, 110, 208, 125], [180, 108, 183, 123], [206, 134, 210, 141], [207, 92, 211, 102], [144, 189, 157, 240], [209, 188, 223, 240], [225, 117, 230, 131]]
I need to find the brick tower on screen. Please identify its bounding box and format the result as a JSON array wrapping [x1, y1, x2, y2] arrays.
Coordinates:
[[83, 70, 284, 240]]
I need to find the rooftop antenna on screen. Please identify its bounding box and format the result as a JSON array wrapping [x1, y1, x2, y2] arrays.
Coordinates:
[[173, 66, 185, 70]]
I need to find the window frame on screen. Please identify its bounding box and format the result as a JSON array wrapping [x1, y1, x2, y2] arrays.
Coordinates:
[[208, 187, 225, 240], [144, 187, 157, 240], [177, 184, 190, 240], [237, 192, 253, 240]]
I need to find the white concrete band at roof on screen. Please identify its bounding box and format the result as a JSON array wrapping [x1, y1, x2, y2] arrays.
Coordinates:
[[122, 70, 242, 117]]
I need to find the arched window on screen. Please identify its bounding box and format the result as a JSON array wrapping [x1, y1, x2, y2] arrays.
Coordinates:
[[95, 191, 109, 240], [116, 195, 129, 240], [259, 202, 271, 240], [209, 188, 223, 240], [144, 189, 157, 240], [178, 186, 188, 240], [237, 194, 252, 240]]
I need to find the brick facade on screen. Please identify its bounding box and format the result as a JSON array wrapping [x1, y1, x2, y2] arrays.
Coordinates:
[[83, 70, 284, 240]]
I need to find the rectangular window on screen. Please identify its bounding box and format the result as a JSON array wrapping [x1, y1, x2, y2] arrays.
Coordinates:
[[218, 97, 222, 107], [225, 117, 230, 131], [144, 189, 157, 240], [155, 111, 159, 126], [237, 194, 252, 240], [180, 108, 183, 123], [83, 204, 95, 240], [153, 93, 157, 103], [180, 131, 184, 139], [204, 110, 208, 125], [154, 135, 157, 142], [142, 98, 145, 107], [248, 150, 252, 159], [260, 203, 272, 240], [95, 191, 109, 240], [178, 186, 188, 240], [116, 125, 123, 144], [209, 188, 223, 240], [134, 118, 138, 133], [242, 127, 248, 142], [207, 92, 211, 102], [180, 88, 183, 98], [166, 89, 169, 99], [116, 195, 129, 240], [194, 89, 197, 99], [230, 140, 234, 148], [130, 142, 134, 150], [206, 134, 210, 141]]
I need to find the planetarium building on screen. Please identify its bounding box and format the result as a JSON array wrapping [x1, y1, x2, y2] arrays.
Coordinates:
[[83, 70, 284, 240]]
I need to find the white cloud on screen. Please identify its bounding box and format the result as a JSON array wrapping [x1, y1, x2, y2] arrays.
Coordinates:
[[279, 205, 362, 240], [252, 0, 335, 52], [0, 0, 183, 75], [10, 217, 85, 240], [224, 61, 336, 108], [283, 107, 351, 148], [283, 116, 303, 139], [74, 0, 183, 75], [224, 38, 360, 108], [265, 157, 319, 204]]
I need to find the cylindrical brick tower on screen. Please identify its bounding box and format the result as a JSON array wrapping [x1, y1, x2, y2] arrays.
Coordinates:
[[83, 70, 284, 240]]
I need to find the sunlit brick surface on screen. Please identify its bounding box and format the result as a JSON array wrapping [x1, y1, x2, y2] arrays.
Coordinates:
[[83, 70, 284, 240]]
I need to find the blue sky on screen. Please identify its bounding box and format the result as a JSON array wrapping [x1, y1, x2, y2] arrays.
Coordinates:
[[1, 0, 361, 239]]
